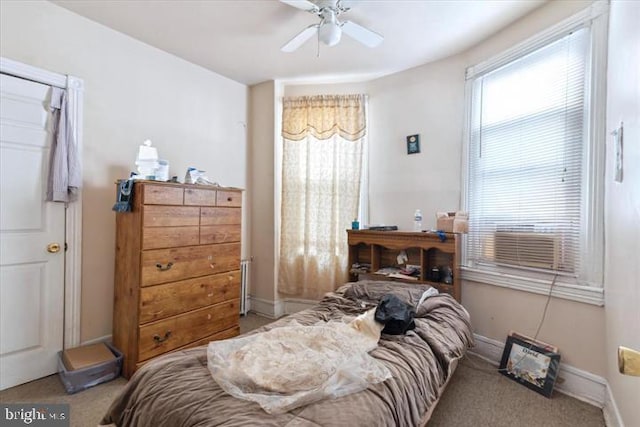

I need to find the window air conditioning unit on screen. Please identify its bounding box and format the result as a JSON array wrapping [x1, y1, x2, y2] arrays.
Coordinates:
[[493, 231, 560, 270]]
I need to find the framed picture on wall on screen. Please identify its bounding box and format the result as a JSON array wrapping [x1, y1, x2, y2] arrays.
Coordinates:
[[499, 334, 561, 398], [406, 134, 420, 154]]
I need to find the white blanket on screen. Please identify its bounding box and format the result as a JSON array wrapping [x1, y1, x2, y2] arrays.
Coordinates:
[[207, 309, 391, 414]]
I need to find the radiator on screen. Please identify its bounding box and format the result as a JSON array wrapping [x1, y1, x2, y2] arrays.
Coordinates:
[[240, 258, 251, 315]]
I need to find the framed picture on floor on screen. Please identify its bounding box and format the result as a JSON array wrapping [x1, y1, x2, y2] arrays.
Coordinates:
[[499, 334, 561, 398]]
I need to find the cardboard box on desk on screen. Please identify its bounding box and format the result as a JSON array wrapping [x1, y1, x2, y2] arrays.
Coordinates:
[[436, 212, 456, 232], [436, 211, 468, 233]]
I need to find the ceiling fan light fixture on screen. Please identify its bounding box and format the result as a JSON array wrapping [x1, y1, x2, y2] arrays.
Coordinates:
[[319, 22, 342, 46], [279, 0, 383, 52]]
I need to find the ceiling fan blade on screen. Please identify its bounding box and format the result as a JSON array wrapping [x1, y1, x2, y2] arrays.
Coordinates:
[[281, 24, 319, 52], [279, 0, 320, 13], [341, 20, 383, 48]]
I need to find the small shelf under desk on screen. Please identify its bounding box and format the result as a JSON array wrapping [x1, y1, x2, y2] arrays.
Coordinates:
[[347, 230, 461, 302]]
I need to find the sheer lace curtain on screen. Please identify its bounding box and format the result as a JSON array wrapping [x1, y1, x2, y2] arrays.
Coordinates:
[[279, 95, 366, 299]]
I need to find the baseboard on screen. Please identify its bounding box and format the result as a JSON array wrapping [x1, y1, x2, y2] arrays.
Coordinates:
[[282, 298, 317, 314], [248, 296, 284, 319], [603, 382, 624, 427], [469, 333, 504, 365], [556, 363, 607, 408], [470, 333, 607, 408], [248, 296, 319, 318]]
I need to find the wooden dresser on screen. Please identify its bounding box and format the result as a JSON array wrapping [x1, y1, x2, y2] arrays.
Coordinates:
[[113, 181, 242, 378]]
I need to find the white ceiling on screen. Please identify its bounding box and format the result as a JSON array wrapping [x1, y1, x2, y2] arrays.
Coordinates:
[[52, 0, 546, 86]]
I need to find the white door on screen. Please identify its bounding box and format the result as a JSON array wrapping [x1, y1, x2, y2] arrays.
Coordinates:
[[0, 73, 65, 390]]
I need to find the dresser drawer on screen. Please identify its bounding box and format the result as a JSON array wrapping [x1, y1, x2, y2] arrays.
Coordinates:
[[134, 326, 239, 372], [143, 205, 199, 227], [142, 226, 200, 250], [216, 191, 242, 207], [138, 299, 239, 361], [200, 224, 241, 244], [140, 271, 241, 323], [143, 184, 184, 205], [201, 207, 241, 225], [175, 299, 239, 347], [184, 187, 217, 206], [185, 325, 240, 348], [141, 243, 241, 286]]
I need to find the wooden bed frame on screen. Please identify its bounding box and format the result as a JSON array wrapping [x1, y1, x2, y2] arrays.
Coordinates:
[[347, 230, 461, 302]]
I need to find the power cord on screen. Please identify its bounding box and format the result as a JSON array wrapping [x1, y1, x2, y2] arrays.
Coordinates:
[[464, 274, 558, 374]]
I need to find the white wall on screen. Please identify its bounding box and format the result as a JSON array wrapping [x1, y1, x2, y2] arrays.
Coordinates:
[[285, 82, 369, 97], [366, 56, 465, 230], [0, 0, 248, 342], [604, 1, 640, 425], [248, 81, 277, 306]]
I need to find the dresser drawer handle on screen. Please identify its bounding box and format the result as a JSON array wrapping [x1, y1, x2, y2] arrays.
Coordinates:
[[153, 331, 172, 343], [227, 197, 233, 202], [155, 262, 173, 271]]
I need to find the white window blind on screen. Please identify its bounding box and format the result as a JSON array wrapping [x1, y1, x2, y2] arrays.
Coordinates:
[[467, 28, 589, 277]]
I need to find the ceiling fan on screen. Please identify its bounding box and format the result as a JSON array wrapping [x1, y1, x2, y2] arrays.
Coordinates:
[[280, 0, 384, 52]]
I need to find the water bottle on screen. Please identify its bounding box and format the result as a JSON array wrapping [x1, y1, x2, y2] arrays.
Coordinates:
[[413, 209, 423, 231]]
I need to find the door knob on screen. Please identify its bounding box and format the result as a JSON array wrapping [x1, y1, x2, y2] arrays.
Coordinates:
[[47, 243, 61, 253]]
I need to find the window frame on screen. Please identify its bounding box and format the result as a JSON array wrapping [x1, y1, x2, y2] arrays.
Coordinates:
[[460, 1, 609, 306]]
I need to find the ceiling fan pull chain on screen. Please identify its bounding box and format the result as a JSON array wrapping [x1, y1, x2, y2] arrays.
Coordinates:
[[317, 22, 321, 58]]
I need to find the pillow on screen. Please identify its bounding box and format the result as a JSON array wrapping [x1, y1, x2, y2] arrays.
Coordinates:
[[342, 280, 434, 307]]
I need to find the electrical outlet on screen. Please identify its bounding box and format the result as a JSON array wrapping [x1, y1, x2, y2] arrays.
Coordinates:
[[612, 122, 624, 183], [618, 346, 640, 376]]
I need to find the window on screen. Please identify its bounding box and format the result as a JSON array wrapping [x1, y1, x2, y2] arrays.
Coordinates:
[[278, 94, 367, 300], [462, 3, 608, 305]]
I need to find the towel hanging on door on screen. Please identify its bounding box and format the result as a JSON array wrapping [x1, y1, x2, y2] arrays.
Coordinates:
[[47, 87, 80, 203]]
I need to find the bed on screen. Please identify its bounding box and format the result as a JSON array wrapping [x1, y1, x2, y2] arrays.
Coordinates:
[[101, 280, 474, 427]]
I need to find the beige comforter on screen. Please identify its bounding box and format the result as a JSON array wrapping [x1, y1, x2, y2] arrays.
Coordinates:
[[101, 281, 474, 427]]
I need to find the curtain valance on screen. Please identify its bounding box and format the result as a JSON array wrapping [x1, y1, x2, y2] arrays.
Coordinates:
[[281, 94, 366, 142]]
